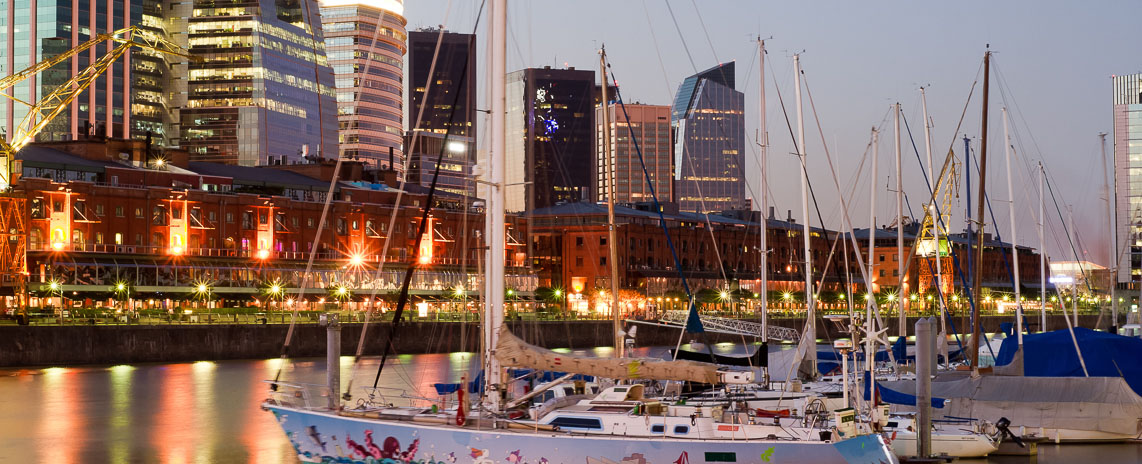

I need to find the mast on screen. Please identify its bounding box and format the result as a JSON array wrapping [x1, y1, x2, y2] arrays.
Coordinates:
[[1039, 162, 1047, 332], [599, 48, 623, 357], [758, 38, 769, 343], [971, 50, 990, 369], [483, 0, 506, 411], [793, 54, 816, 377], [1101, 132, 1117, 329], [866, 128, 878, 414], [895, 103, 906, 339], [1002, 107, 1023, 346], [921, 89, 945, 340]]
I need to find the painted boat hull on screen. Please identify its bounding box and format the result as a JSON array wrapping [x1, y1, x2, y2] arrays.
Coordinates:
[[265, 404, 899, 464]]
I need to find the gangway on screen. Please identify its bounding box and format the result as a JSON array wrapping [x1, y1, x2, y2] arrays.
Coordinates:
[[654, 310, 801, 343]]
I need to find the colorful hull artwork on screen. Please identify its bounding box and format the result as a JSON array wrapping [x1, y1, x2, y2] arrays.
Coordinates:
[[266, 405, 899, 464]]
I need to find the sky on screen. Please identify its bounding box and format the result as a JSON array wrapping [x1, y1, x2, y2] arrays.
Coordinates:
[[400, 0, 1140, 265]]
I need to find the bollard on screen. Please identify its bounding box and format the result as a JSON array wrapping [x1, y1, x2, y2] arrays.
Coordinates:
[[915, 317, 934, 458], [321, 312, 341, 410]]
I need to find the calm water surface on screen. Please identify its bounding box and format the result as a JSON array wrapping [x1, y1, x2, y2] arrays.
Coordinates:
[[0, 347, 1139, 463]]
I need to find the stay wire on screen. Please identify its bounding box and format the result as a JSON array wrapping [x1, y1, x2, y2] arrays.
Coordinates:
[[369, 5, 483, 392]]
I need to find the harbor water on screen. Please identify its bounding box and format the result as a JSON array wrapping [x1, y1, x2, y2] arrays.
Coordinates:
[[0, 346, 1139, 463]]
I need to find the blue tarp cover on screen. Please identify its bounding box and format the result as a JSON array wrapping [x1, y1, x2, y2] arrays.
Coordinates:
[[994, 327, 1142, 395], [863, 371, 947, 408]]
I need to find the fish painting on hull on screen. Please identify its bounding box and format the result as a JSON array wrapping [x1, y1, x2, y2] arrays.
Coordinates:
[[268, 405, 899, 464]]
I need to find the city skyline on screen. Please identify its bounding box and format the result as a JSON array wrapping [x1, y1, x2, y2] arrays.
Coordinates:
[[402, 0, 1138, 266]]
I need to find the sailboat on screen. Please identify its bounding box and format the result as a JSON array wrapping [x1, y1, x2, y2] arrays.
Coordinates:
[[261, 3, 897, 463]]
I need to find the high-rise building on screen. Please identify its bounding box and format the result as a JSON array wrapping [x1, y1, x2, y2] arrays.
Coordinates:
[[1113, 74, 1142, 283], [670, 62, 747, 213], [506, 66, 595, 212], [174, 0, 339, 166], [321, 0, 407, 170], [595, 103, 672, 204], [405, 28, 475, 196], [1, 0, 152, 143]]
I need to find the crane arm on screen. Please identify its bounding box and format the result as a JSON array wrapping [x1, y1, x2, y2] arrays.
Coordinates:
[[0, 41, 134, 188], [0, 26, 193, 95]]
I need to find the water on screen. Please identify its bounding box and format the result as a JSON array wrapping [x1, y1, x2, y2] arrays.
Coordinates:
[[0, 348, 1139, 463]]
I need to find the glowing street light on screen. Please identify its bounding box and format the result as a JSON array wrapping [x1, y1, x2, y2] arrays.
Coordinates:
[[257, 249, 270, 260], [886, 293, 897, 302], [349, 253, 364, 267], [781, 292, 792, 302], [553, 289, 562, 298]]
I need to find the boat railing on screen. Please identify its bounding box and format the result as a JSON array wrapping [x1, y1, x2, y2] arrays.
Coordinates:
[[262, 380, 330, 410], [348, 386, 438, 410]]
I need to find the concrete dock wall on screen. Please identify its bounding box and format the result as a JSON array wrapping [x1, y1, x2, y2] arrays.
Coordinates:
[[0, 314, 1107, 367]]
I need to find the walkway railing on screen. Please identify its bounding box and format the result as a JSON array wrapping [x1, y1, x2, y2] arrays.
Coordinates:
[[658, 310, 801, 343]]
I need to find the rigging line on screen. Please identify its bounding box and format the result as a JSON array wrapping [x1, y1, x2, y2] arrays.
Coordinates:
[[1044, 173, 1098, 295], [369, 9, 481, 392], [608, 67, 706, 359], [640, 0, 674, 97], [348, 0, 471, 394], [801, 72, 896, 365], [688, 0, 719, 64], [662, 0, 698, 73], [893, 66, 982, 307], [898, 111, 965, 354], [270, 0, 378, 391]]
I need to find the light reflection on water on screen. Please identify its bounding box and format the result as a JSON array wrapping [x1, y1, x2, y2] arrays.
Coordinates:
[[0, 345, 1138, 463]]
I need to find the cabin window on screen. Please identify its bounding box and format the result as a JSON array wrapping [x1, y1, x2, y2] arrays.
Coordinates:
[[705, 452, 736, 462], [673, 425, 689, 434], [549, 417, 602, 430], [651, 424, 665, 434]]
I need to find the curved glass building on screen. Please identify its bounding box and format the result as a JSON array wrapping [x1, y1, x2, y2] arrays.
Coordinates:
[[320, 0, 406, 171]]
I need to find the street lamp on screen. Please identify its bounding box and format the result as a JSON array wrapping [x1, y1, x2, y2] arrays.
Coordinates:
[[48, 280, 63, 323]]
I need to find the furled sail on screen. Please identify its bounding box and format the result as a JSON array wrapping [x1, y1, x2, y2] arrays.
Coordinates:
[[495, 328, 720, 384]]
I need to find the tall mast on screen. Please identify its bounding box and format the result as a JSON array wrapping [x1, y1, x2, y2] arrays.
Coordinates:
[[599, 48, 622, 357], [895, 103, 906, 339], [867, 127, 879, 412], [758, 38, 768, 341], [1101, 132, 1117, 328], [483, 0, 507, 411], [1002, 107, 1023, 346], [971, 51, 991, 369], [793, 54, 816, 377], [921, 89, 945, 340], [1039, 162, 1047, 332]]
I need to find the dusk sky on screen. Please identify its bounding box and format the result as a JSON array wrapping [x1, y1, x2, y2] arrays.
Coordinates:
[[402, 0, 1139, 265]]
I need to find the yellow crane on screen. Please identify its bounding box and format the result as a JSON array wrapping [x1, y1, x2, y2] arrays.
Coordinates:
[[0, 26, 191, 320], [0, 26, 192, 190]]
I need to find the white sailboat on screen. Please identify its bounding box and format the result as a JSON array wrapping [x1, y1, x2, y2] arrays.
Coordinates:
[[260, 3, 897, 463]]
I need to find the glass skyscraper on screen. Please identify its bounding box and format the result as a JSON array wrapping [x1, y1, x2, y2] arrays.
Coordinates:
[[406, 29, 475, 196], [175, 0, 339, 166], [321, 0, 406, 170], [670, 62, 747, 213], [1, 0, 143, 142], [1113, 74, 1142, 283], [505, 66, 595, 212]]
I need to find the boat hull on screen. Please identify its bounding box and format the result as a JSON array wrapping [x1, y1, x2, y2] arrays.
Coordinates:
[[265, 404, 899, 464]]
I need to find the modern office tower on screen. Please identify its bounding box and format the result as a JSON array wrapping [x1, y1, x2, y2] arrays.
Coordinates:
[[1, 0, 149, 143], [175, 0, 339, 166], [595, 103, 672, 204], [1113, 74, 1142, 283], [670, 62, 747, 213], [505, 66, 595, 212], [406, 28, 475, 195], [321, 0, 407, 170]]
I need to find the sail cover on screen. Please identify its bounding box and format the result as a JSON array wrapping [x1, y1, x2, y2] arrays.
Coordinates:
[[496, 329, 720, 384], [881, 375, 1142, 436], [994, 327, 1142, 395], [670, 347, 766, 368]]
